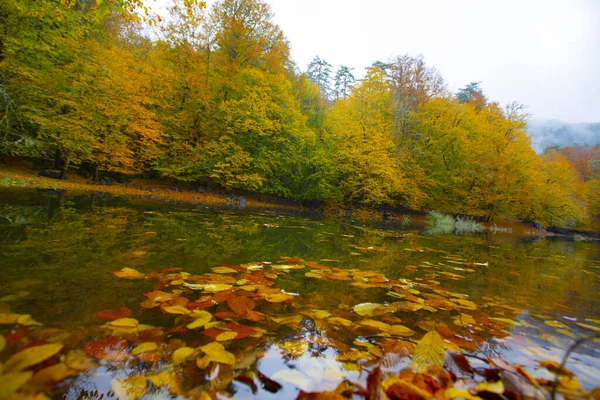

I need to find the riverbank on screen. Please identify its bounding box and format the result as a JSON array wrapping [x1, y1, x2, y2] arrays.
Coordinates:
[[0, 159, 579, 239]]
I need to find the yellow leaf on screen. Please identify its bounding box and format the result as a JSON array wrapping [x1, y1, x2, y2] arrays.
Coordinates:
[[264, 293, 294, 303], [216, 331, 238, 341], [545, 320, 568, 329], [358, 319, 390, 332], [453, 298, 478, 310], [32, 363, 77, 383], [212, 266, 238, 274], [108, 318, 139, 328], [196, 356, 211, 369], [162, 305, 190, 315], [4, 343, 64, 372], [203, 284, 233, 293], [559, 376, 581, 390], [64, 350, 97, 370], [131, 342, 158, 356], [0, 335, 5, 352], [454, 314, 476, 326], [556, 328, 576, 338], [17, 314, 43, 326], [353, 303, 390, 316], [147, 370, 182, 395], [200, 342, 236, 365], [575, 322, 600, 332], [383, 377, 433, 400], [272, 264, 304, 270], [388, 325, 416, 337], [0, 371, 34, 398], [0, 313, 20, 324], [270, 314, 303, 325], [409, 331, 445, 373], [111, 374, 147, 400], [113, 267, 146, 279], [172, 347, 195, 364], [313, 310, 332, 319], [328, 317, 353, 327], [281, 340, 308, 357], [445, 388, 482, 400], [187, 311, 212, 329], [476, 380, 504, 394]]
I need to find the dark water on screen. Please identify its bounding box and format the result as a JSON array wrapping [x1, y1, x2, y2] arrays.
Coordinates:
[[0, 188, 599, 398]]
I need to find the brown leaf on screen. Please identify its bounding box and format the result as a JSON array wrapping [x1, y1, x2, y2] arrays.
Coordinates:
[[228, 296, 256, 314]]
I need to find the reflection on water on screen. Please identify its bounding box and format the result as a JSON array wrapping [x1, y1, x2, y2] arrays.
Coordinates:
[[0, 188, 599, 398]]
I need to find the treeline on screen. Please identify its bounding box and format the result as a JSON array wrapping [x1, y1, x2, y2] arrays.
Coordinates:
[[0, 0, 598, 231]]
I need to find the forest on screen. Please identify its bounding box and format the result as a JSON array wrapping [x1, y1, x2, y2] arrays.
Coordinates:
[[0, 0, 598, 232]]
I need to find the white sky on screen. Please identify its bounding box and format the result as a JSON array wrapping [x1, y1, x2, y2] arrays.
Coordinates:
[[154, 0, 600, 123]]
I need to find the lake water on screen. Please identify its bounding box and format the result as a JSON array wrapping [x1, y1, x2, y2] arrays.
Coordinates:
[[1, 188, 599, 398]]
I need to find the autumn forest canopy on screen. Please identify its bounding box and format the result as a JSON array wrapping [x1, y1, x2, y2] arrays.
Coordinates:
[[0, 0, 598, 231]]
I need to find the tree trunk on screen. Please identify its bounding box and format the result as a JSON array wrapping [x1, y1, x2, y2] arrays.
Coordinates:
[[60, 160, 69, 180], [53, 148, 62, 170]]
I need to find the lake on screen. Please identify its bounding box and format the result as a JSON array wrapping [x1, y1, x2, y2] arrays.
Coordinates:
[[1, 188, 599, 399]]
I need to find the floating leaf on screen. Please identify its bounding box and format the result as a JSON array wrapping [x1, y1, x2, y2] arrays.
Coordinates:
[[212, 266, 239, 274], [328, 317, 353, 327], [476, 380, 504, 394], [108, 318, 139, 328], [228, 296, 256, 314], [0, 334, 5, 352], [131, 342, 158, 356], [200, 342, 236, 365], [216, 331, 238, 341], [454, 314, 476, 326], [173, 347, 195, 364], [112, 268, 146, 279], [64, 350, 97, 370], [263, 292, 294, 303], [539, 360, 574, 377], [187, 311, 212, 329], [282, 340, 308, 357], [162, 305, 190, 315], [384, 378, 433, 400], [0, 371, 34, 398], [388, 325, 416, 337], [358, 319, 390, 332], [544, 320, 568, 329], [4, 343, 64, 372], [203, 284, 233, 293], [445, 388, 482, 400], [111, 374, 147, 400], [32, 363, 77, 383], [409, 331, 445, 373], [353, 303, 390, 316], [147, 370, 182, 395]]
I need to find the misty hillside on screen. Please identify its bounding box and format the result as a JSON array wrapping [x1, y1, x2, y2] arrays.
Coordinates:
[[527, 119, 600, 153]]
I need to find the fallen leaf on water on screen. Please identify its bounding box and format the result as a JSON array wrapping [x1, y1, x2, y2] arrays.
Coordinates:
[[476, 380, 504, 394], [112, 267, 146, 279], [384, 377, 433, 400], [0, 334, 5, 352], [445, 387, 482, 400], [147, 370, 182, 395], [388, 325, 416, 337], [358, 319, 390, 332], [327, 317, 353, 327], [187, 311, 213, 329], [539, 360, 574, 377], [111, 374, 147, 400], [544, 320, 568, 329], [131, 342, 158, 356], [216, 331, 238, 341], [353, 303, 391, 317], [212, 266, 239, 274], [559, 375, 581, 390], [4, 343, 64, 372], [228, 296, 256, 314], [454, 314, 476, 326], [162, 305, 191, 315], [64, 350, 97, 370], [31, 363, 77, 383], [409, 331, 445, 373], [203, 284, 233, 293], [199, 342, 236, 365], [0, 371, 34, 398], [173, 346, 195, 364], [281, 340, 309, 357]]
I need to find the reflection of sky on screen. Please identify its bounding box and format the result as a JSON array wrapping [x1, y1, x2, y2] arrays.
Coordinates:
[[489, 311, 600, 388]]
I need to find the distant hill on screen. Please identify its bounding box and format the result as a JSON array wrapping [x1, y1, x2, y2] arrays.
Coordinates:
[[526, 119, 600, 153]]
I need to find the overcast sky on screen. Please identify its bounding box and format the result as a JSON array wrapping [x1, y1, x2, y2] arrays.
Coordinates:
[[156, 0, 600, 123], [271, 0, 600, 123]]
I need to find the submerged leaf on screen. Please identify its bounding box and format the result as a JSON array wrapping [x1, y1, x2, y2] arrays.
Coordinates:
[[4, 343, 64, 372], [409, 331, 445, 373]]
